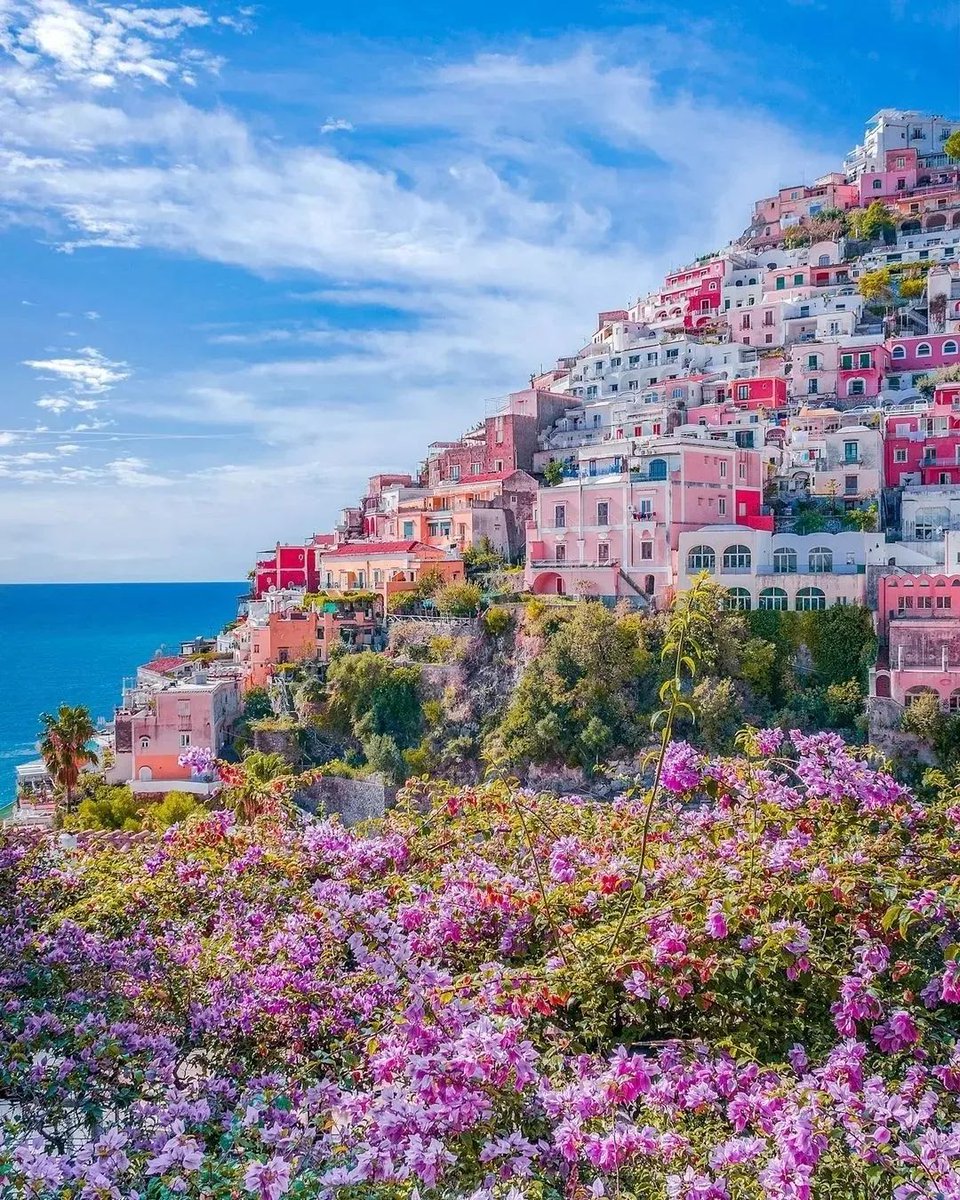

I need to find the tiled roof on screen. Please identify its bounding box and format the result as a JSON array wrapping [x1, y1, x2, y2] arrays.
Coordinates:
[[323, 541, 447, 558], [141, 656, 189, 675]]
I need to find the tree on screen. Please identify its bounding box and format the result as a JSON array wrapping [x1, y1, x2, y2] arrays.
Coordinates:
[[434, 581, 482, 617], [945, 130, 960, 161], [848, 201, 895, 241], [38, 704, 98, 814], [543, 459, 565, 486], [691, 677, 740, 752], [217, 750, 296, 824], [242, 687, 273, 720], [857, 266, 894, 303], [326, 651, 423, 749], [462, 536, 505, 576]]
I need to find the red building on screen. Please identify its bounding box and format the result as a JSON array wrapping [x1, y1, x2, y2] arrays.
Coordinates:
[[883, 383, 960, 487], [837, 343, 889, 401], [716, 376, 788, 412]]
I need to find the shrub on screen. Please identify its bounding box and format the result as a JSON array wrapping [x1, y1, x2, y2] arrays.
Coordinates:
[[434, 581, 482, 617]]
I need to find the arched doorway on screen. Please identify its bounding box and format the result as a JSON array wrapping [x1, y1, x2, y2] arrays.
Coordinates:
[[648, 458, 668, 481], [532, 572, 566, 596], [138, 766, 153, 782], [874, 673, 891, 698]]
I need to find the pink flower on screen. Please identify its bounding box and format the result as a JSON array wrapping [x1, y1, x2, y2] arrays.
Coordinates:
[[705, 903, 728, 940], [661, 742, 702, 794], [244, 1155, 291, 1200], [942, 961, 960, 1004]]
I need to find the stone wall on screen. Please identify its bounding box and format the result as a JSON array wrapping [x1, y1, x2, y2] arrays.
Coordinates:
[[294, 776, 397, 826]]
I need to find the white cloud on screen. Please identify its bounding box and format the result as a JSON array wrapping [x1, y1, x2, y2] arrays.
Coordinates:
[[320, 117, 353, 134], [23, 345, 129, 393], [2, 0, 214, 88]]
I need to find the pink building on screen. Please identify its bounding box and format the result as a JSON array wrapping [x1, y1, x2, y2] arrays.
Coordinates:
[[524, 440, 769, 604], [887, 334, 960, 376], [317, 540, 463, 596], [838, 343, 889, 400], [747, 175, 859, 247], [883, 383, 960, 487], [871, 573, 960, 711], [111, 666, 241, 791]]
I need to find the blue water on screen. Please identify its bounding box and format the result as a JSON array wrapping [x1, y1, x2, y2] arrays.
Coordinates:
[[0, 583, 244, 811]]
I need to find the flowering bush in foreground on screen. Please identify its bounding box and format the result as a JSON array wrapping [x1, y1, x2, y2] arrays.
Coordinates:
[[2, 731, 960, 1198]]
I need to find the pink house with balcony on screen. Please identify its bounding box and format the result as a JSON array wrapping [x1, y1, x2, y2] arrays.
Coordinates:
[[524, 440, 769, 604], [871, 573, 960, 711], [110, 667, 241, 792], [837, 343, 889, 400], [883, 383, 960, 487]]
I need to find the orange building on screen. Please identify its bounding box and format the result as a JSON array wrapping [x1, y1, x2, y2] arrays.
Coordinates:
[[316, 540, 463, 597]]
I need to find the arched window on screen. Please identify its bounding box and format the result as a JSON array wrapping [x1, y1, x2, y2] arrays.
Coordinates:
[[687, 545, 716, 572], [916, 342, 932, 357], [722, 544, 751, 571], [759, 587, 788, 611], [847, 378, 866, 396], [808, 546, 834, 573], [725, 587, 751, 611], [648, 458, 668, 481], [905, 685, 939, 707], [944, 340, 959, 356], [724, 588, 753, 609], [796, 587, 827, 611], [891, 345, 906, 360], [949, 689, 960, 714], [139, 737, 150, 750], [773, 548, 798, 574], [818, 254, 830, 266]]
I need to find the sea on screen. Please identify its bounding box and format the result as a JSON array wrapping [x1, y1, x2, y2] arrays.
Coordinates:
[[0, 582, 244, 814]]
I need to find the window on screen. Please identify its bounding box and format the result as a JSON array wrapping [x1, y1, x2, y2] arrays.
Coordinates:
[[672, 387, 684, 399], [555, 544, 566, 563], [725, 588, 751, 611], [597, 543, 609, 563], [637, 499, 653, 517], [611, 356, 622, 366], [917, 343, 932, 357], [796, 587, 827, 611], [844, 474, 859, 494], [641, 540, 653, 560], [629, 355, 640, 365], [737, 384, 750, 401], [941, 472, 951, 485], [648, 458, 668, 481], [628, 379, 639, 391], [848, 379, 866, 396], [741, 314, 751, 330], [402, 521, 415, 539], [719, 460, 728, 478], [808, 546, 833, 573], [687, 545, 716, 571], [892, 345, 906, 360], [722, 544, 751, 571], [918, 595, 933, 609], [807, 354, 818, 370], [597, 502, 609, 525], [776, 277, 785, 290], [872, 178, 883, 190], [889, 376, 901, 390], [840, 353, 854, 369], [738, 463, 746, 479], [944, 341, 959, 355], [179, 733, 191, 748], [807, 379, 819, 395], [794, 274, 804, 286], [773, 548, 797, 574], [554, 505, 566, 528], [759, 587, 788, 611], [937, 595, 952, 610], [139, 737, 150, 750], [718, 496, 726, 516], [844, 440, 859, 463], [764, 310, 775, 326], [894, 448, 908, 463], [471, 462, 481, 474], [859, 352, 872, 368]]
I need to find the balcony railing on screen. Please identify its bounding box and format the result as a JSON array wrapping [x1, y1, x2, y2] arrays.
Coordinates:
[[529, 559, 619, 570], [561, 463, 627, 480]]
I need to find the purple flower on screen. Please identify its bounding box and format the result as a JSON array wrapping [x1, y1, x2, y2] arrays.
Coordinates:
[[705, 903, 728, 940], [244, 1155, 291, 1200], [661, 742, 702, 794]]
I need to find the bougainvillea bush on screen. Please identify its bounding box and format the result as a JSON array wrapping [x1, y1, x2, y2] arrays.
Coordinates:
[[3, 731, 960, 1198]]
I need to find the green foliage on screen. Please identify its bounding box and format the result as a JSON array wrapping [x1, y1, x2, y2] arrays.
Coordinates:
[[38, 704, 98, 813], [362, 733, 407, 783], [691, 677, 740, 752], [845, 504, 879, 532], [781, 224, 811, 248], [899, 275, 926, 299], [848, 200, 895, 241], [738, 637, 778, 701], [484, 601, 655, 771], [858, 266, 894, 302], [542, 459, 565, 486], [482, 605, 514, 638], [242, 687, 273, 720], [140, 791, 207, 830], [945, 130, 960, 160], [434, 581, 483, 617], [326, 651, 423, 750], [917, 364, 960, 397], [462, 536, 505, 576], [68, 784, 143, 832]]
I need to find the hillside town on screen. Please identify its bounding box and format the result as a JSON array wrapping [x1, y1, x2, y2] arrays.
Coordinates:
[[14, 107, 960, 808]]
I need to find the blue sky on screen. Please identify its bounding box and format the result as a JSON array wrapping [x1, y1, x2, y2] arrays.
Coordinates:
[[1, 0, 958, 582]]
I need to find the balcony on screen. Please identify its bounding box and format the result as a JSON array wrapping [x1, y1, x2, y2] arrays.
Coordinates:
[[529, 559, 619, 570], [561, 462, 627, 480]]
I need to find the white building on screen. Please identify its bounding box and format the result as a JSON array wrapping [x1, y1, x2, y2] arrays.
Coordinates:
[[845, 110, 960, 179]]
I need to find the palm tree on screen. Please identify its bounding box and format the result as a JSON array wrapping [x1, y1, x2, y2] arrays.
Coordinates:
[[38, 705, 98, 814], [218, 751, 295, 824]]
